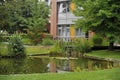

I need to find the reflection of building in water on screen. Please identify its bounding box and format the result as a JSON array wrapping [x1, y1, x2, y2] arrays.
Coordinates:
[[63, 60, 70, 71], [47, 61, 57, 73]]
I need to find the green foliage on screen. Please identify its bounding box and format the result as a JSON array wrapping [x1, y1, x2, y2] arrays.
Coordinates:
[[7, 34, 26, 57], [0, 0, 49, 34], [50, 41, 66, 56], [74, 39, 91, 56], [44, 33, 53, 39], [26, 1, 49, 45], [21, 37, 31, 45], [0, 42, 1, 55], [42, 38, 54, 46], [92, 35, 103, 46], [74, 0, 120, 50], [50, 39, 91, 57], [20, 33, 31, 45], [27, 31, 43, 45]]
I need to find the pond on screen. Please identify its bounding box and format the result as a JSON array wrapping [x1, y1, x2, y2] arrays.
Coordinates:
[[0, 56, 120, 74]]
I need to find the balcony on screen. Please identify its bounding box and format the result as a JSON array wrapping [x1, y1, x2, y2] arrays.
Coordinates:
[[57, 0, 69, 2], [56, 36, 85, 42]]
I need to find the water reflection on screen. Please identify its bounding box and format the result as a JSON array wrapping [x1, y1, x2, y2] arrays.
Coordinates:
[[0, 57, 120, 74], [0, 57, 49, 74]]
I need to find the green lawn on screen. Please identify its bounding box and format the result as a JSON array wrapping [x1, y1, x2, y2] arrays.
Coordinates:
[[25, 45, 52, 55], [0, 45, 52, 56], [86, 50, 120, 60], [0, 68, 120, 80]]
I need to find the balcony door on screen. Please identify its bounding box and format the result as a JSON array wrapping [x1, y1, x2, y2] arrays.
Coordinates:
[[58, 25, 70, 41]]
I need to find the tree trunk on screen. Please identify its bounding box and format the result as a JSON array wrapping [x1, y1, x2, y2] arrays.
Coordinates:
[[108, 42, 114, 51]]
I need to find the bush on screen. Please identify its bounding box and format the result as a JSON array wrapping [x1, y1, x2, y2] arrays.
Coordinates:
[[42, 38, 54, 46], [92, 35, 103, 46], [7, 34, 26, 57], [74, 39, 91, 56], [0, 31, 10, 42]]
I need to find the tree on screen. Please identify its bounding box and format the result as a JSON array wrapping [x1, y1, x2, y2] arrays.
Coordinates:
[[0, 0, 9, 30], [0, 0, 49, 45], [26, 0, 49, 45], [74, 0, 120, 50], [0, 0, 25, 33]]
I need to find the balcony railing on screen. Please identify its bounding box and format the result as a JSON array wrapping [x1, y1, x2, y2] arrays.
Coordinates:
[[55, 36, 85, 42]]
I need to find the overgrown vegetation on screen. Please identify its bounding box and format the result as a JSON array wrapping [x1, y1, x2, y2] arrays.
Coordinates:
[[74, 0, 120, 50], [74, 39, 91, 57], [50, 39, 91, 57], [42, 38, 54, 46], [92, 35, 103, 46], [50, 41, 66, 56]]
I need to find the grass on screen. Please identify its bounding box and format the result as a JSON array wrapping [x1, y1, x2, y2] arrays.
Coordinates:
[[0, 42, 8, 56], [0, 68, 120, 80], [0, 43, 52, 56], [25, 45, 52, 55], [86, 50, 120, 60]]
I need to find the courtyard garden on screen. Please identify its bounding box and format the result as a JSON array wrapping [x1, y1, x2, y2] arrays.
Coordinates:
[[0, 0, 120, 80]]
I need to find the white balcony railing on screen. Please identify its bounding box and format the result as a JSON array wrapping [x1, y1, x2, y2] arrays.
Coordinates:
[[56, 36, 85, 42]]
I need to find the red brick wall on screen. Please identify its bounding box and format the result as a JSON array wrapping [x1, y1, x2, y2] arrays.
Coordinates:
[[50, 0, 57, 38]]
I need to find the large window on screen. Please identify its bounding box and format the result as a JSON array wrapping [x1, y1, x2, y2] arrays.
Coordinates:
[[57, 25, 70, 37], [57, 1, 70, 13]]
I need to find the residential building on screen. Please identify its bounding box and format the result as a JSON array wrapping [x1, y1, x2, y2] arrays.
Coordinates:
[[46, 0, 88, 41]]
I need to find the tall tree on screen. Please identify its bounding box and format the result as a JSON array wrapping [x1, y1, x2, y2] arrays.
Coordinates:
[[74, 0, 120, 50], [0, 0, 25, 33], [0, 0, 49, 34], [25, 0, 49, 45]]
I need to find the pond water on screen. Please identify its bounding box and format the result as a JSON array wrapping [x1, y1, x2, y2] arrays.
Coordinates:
[[0, 56, 120, 74]]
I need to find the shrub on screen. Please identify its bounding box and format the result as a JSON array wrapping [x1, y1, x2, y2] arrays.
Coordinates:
[[27, 30, 44, 45], [0, 31, 10, 42], [7, 34, 26, 57], [0, 42, 1, 55], [92, 35, 103, 46], [74, 39, 91, 56], [42, 38, 54, 46]]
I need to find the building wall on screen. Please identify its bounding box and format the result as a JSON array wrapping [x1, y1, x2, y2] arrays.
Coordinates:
[[70, 2, 76, 12], [50, 0, 57, 38], [70, 25, 75, 37], [50, 0, 85, 39]]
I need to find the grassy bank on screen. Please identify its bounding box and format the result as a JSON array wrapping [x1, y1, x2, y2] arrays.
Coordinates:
[[25, 45, 52, 55], [0, 68, 120, 80], [87, 50, 120, 60], [0, 43, 52, 56]]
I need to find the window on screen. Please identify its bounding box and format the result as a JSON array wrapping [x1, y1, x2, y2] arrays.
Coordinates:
[[75, 28, 82, 36], [57, 1, 70, 13]]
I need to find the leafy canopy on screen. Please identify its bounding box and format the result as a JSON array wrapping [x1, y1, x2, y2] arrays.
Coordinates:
[[74, 0, 120, 40]]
